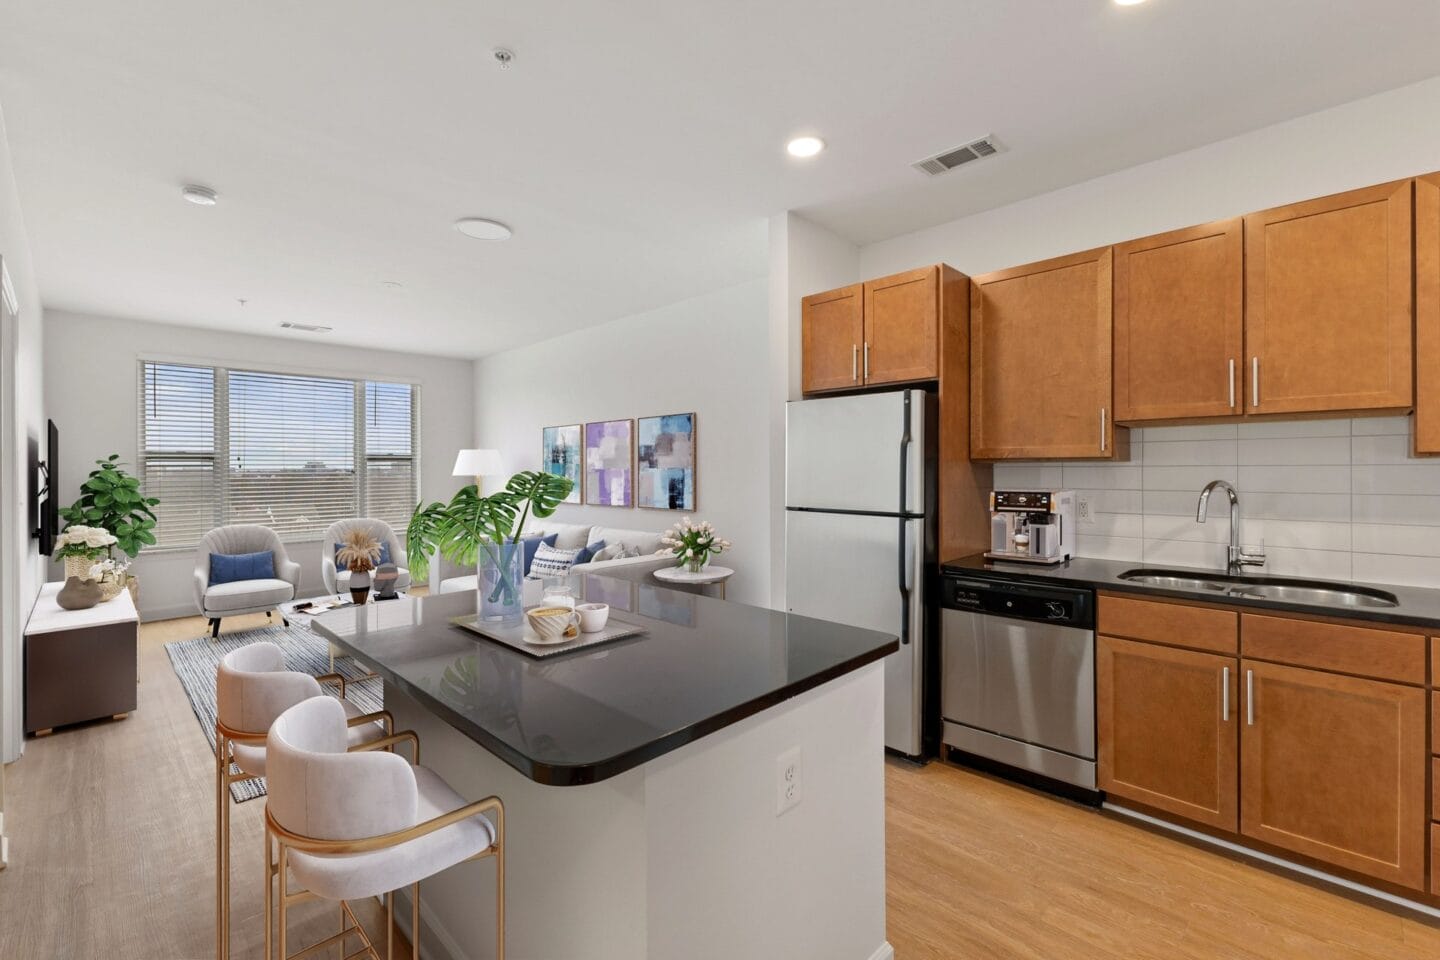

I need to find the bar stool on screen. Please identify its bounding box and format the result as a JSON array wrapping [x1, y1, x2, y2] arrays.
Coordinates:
[[215, 641, 392, 960], [264, 695, 504, 960]]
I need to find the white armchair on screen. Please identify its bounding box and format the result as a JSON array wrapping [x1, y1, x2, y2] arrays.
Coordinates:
[[194, 525, 302, 639], [322, 518, 410, 595]]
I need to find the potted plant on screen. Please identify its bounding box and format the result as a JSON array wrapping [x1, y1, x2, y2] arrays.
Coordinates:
[[407, 471, 574, 623], [661, 517, 731, 574], [60, 456, 159, 602], [335, 529, 383, 604], [51, 525, 120, 609]]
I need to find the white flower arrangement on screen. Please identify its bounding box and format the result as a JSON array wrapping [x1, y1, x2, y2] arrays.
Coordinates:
[[660, 517, 731, 573], [53, 524, 119, 560], [86, 557, 130, 584]]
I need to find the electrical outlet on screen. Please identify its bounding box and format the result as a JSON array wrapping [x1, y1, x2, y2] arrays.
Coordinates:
[[776, 747, 802, 816], [1076, 495, 1095, 525]]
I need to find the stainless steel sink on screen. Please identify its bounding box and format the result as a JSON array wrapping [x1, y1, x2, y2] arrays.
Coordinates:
[[1117, 569, 1399, 609]]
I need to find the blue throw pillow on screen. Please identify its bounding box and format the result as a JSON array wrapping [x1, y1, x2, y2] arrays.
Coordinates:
[[520, 533, 559, 576], [209, 550, 276, 585], [334, 540, 392, 572], [574, 540, 606, 565]]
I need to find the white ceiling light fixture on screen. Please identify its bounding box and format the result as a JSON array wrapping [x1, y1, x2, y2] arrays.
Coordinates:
[[279, 321, 333, 333], [454, 217, 513, 241], [786, 136, 825, 158], [1114, 0, 1149, 6], [380, 280, 405, 290], [181, 184, 218, 206]]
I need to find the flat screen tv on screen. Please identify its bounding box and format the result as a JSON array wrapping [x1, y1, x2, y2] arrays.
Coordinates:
[[34, 418, 58, 556]]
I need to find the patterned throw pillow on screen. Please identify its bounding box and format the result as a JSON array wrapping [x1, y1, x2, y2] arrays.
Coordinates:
[[590, 543, 624, 563], [619, 544, 644, 559], [527, 543, 583, 579]]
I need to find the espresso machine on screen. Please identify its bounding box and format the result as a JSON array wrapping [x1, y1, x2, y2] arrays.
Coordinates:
[[985, 490, 1075, 564]]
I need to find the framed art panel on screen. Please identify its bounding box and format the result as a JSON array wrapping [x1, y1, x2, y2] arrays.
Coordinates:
[[584, 419, 633, 506], [541, 423, 583, 503], [636, 412, 696, 510]]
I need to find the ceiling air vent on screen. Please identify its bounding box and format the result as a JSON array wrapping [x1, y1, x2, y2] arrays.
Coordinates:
[[912, 135, 1004, 177], [279, 321, 333, 333]]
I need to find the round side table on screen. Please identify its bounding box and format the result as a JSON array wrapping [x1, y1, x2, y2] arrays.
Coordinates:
[[653, 565, 735, 599]]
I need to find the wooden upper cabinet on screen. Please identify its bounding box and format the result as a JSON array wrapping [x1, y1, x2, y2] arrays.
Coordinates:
[[1114, 219, 1244, 422], [1240, 659, 1427, 890], [801, 284, 863, 394], [1244, 180, 1414, 416], [863, 266, 940, 386], [1415, 173, 1440, 455], [1098, 635, 1238, 831], [971, 247, 1125, 459]]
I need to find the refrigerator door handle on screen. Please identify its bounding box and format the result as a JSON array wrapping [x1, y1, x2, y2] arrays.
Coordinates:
[[898, 518, 911, 645]]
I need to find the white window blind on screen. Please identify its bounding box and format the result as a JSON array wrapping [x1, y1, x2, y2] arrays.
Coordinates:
[[138, 360, 420, 547]]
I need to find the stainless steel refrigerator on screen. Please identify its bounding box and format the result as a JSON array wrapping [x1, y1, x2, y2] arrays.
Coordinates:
[[785, 389, 935, 758]]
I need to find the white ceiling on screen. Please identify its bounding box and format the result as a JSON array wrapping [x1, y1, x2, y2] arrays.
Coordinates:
[[2, 1, 1438, 358]]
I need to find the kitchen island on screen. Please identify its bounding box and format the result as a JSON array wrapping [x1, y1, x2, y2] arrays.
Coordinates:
[[313, 573, 898, 960]]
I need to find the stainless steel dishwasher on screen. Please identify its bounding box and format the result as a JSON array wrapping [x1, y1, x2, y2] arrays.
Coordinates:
[[940, 573, 1099, 800]]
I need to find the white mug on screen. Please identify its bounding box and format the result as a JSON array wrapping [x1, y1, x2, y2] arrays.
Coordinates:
[[576, 602, 610, 633], [526, 606, 579, 641]]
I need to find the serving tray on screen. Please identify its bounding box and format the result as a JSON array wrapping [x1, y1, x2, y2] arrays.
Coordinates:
[[450, 614, 647, 659]]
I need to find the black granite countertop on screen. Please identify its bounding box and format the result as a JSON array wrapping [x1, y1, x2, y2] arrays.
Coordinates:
[[313, 574, 897, 786], [941, 554, 1440, 631]]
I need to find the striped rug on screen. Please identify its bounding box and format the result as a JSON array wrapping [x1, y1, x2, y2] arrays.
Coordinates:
[[164, 623, 383, 802]]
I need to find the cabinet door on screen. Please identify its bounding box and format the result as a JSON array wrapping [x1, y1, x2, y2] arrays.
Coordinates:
[[863, 266, 938, 386], [1240, 659, 1427, 889], [1416, 174, 1440, 454], [971, 247, 1121, 459], [1098, 636, 1238, 830], [801, 284, 863, 394], [1244, 180, 1413, 415], [1114, 219, 1243, 422]]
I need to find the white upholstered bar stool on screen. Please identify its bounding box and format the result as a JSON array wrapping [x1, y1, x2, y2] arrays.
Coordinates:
[[215, 642, 392, 960], [264, 696, 504, 960]]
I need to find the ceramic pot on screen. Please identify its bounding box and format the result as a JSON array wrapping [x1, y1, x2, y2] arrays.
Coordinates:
[[57, 575, 103, 610], [349, 568, 371, 605]]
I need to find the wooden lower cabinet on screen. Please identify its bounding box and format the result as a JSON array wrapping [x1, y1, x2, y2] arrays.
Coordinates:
[[1239, 659, 1427, 890], [1098, 636, 1238, 830]]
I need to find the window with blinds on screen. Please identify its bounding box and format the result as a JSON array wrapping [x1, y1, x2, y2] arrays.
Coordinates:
[[138, 361, 420, 547]]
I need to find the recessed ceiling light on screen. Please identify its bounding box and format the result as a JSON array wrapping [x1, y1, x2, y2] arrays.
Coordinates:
[[1114, 0, 1148, 5], [454, 218, 513, 241], [786, 136, 825, 158], [181, 184, 218, 206]]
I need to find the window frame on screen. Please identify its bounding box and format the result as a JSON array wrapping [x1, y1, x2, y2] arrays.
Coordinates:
[[137, 356, 421, 551]]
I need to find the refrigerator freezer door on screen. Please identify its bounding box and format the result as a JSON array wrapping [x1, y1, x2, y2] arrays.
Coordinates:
[[786, 510, 925, 755], [786, 390, 925, 515]]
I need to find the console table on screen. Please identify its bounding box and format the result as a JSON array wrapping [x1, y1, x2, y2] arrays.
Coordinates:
[[25, 582, 138, 736]]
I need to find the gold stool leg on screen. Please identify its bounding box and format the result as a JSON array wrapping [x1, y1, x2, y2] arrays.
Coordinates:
[[386, 890, 395, 960], [411, 881, 419, 960], [215, 732, 229, 960], [263, 829, 273, 960], [495, 812, 505, 960], [277, 844, 288, 960]]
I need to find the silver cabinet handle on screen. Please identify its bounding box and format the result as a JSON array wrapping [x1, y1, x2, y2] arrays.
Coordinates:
[[1245, 669, 1255, 725], [852, 344, 858, 382], [1251, 357, 1260, 408], [1222, 666, 1230, 722], [863, 342, 870, 381], [1099, 407, 1107, 453], [1228, 359, 1236, 409]]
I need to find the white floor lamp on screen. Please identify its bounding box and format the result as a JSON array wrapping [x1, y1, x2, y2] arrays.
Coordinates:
[[432, 449, 506, 593]]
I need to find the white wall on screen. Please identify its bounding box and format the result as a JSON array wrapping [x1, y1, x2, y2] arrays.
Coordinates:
[[473, 279, 770, 605], [851, 74, 1440, 586], [767, 213, 859, 608], [43, 309, 475, 620], [0, 99, 43, 764]]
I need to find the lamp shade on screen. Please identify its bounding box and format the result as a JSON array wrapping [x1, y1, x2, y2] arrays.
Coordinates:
[[453, 449, 505, 478]]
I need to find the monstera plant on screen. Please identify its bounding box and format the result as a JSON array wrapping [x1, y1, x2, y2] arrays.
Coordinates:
[[407, 470, 574, 621], [60, 455, 160, 558]]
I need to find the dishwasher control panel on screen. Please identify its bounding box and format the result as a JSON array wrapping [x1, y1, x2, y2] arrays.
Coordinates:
[[940, 575, 1093, 629]]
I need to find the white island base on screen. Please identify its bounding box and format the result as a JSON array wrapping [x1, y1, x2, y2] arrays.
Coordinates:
[[386, 661, 891, 960]]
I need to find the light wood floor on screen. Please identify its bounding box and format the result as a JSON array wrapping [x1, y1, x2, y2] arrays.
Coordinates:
[[3, 610, 1439, 959]]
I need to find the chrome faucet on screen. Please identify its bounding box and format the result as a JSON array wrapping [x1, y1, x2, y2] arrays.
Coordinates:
[[1196, 480, 1266, 572]]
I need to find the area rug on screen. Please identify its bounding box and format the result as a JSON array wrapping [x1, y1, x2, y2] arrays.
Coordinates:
[[165, 623, 383, 802]]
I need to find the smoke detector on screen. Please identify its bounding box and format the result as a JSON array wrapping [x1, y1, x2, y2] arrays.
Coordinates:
[[912, 135, 1004, 177], [279, 321, 333, 333], [181, 184, 219, 206]]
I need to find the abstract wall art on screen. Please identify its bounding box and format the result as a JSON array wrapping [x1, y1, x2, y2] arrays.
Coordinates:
[[636, 412, 696, 510], [584, 418, 633, 507], [541, 424, 583, 503]]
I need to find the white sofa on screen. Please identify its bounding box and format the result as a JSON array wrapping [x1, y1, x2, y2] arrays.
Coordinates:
[[437, 521, 671, 594]]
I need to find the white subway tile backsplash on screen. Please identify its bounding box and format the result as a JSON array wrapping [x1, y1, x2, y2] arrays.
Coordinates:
[[1017, 417, 1440, 585], [1352, 553, 1440, 589], [1238, 436, 1351, 466], [1237, 418, 1351, 439]]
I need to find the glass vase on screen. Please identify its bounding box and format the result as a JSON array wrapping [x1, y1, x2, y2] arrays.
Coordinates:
[[685, 553, 708, 575], [478, 541, 525, 623]]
